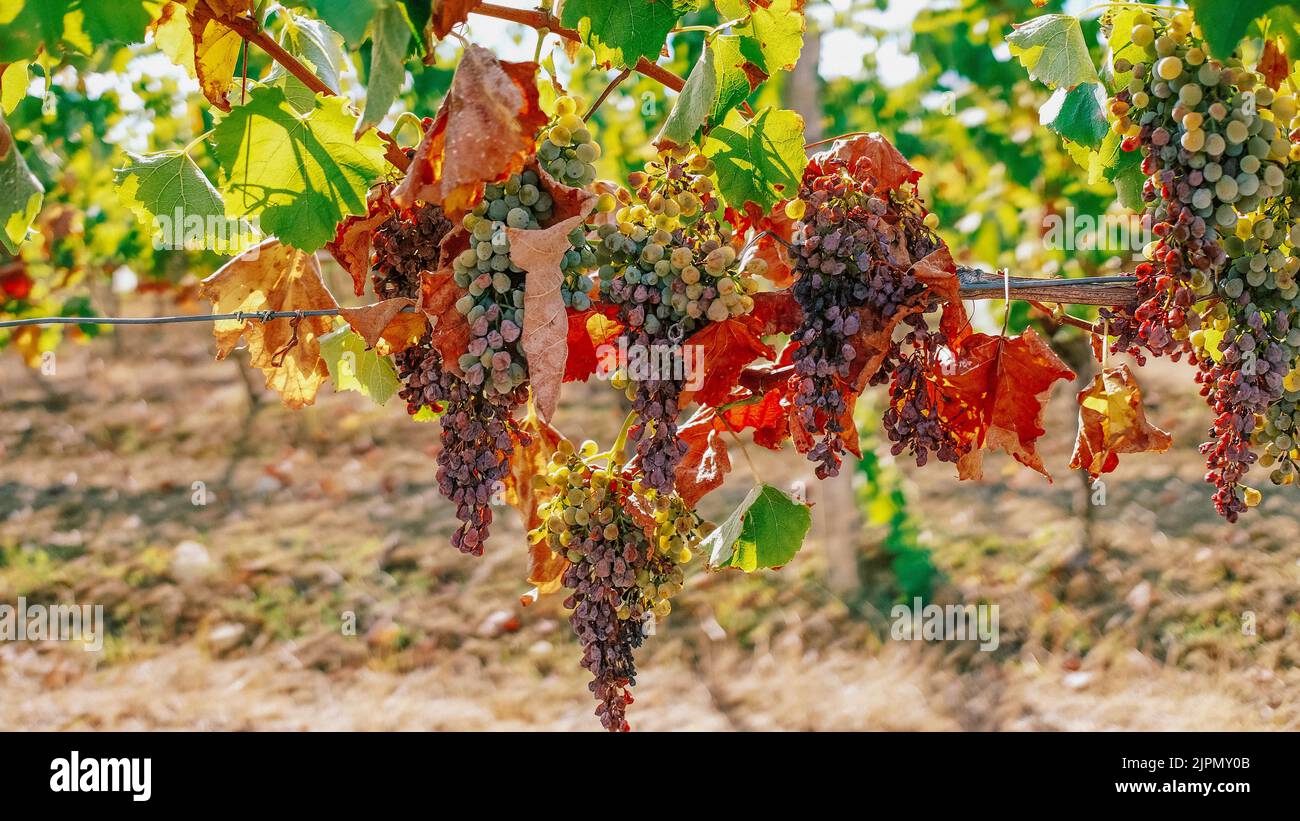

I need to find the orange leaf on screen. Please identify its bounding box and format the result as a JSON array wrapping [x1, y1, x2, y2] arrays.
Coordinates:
[[848, 303, 926, 393], [339, 298, 428, 356], [722, 387, 791, 451], [199, 240, 338, 408], [749, 290, 803, 336], [1069, 364, 1172, 479], [419, 269, 472, 374], [430, 0, 484, 39], [728, 203, 797, 287], [938, 327, 1075, 481], [509, 212, 594, 422], [505, 407, 570, 594], [675, 408, 733, 508], [908, 245, 959, 304], [680, 316, 776, 408], [393, 45, 546, 216], [820, 132, 922, 194], [1260, 38, 1289, 91], [564, 305, 622, 383], [326, 187, 393, 297]]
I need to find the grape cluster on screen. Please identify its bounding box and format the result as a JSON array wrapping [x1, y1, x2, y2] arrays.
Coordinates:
[[883, 329, 967, 467], [538, 95, 601, 188], [1103, 11, 1299, 518], [595, 150, 762, 492], [789, 151, 944, 477], [529, 442, 700, 731], [371, 202, 453, 300]]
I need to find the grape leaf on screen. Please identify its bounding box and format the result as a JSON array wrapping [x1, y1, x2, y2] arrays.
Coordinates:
[[339, 297, 427, 355], [703, 107, 806, 212], [507, 403, 569, 594], [675, 407, 734, 508], [655, 34, 766, 151], [1039, 82, 1107, 149], [679, 315, 775, 408], [310, 0, 380, 46], [280, 12, 346, 94], [1187, 0, 1290, 61], [199, 239, 339, 408], [114, 150, 227, 246], [0, 1, 63, 63], [1259, 38, 1289, 90], [703, 484, 811, 572], [418, 268, 472, 373], [1106, 8, 1146, 90], [326, 187, 394, 296], [1006, 14, 1098, 90], [510, 212, 594, 423], [185, 2, 250, 112], [360, 1, 411, 133], [430, 0, 483, 39], [212, 85, 389, 253], [319, 324, 402, 405], [78, 0, 152, 48], [559, 0, 696, 70], [1, 61, 28, 115], [817, 131, 922, 194], [716, 0, 805, 72], [1069, 364, 1172, 479], [394, 45, 546, 216], [727, 203, 797, 288], [563, 305, 622, 383], [936, 327, 1076, 481], [0, 113, 43, 255]]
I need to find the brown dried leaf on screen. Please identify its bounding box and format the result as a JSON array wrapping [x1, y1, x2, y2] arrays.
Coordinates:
[[419, 269, 472, 374], [510, 212, 594, 422], [393, 45, 546, 216], [339, 298, 427, 356], [200, 240, 337, 408], [430, 0, 483, 39], [1069, 364, 1172, 479], [675, 408, 733, 508], [326, 187, 393, 297], [1260, 38, 1289, 91]]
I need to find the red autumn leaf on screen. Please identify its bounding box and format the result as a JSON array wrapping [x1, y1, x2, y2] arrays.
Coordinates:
[[419, 269, 472, 374], [723, 388, 790, 451], [1069, 364, 1172, 479], [564, 305, 622, 383], [847, 303, 926, 393], [749, 290, 803, 336], [819, 132, 922, 194], [339, 298, 427, 356], [430, 0, 483, 39], [326, 187, 393, 297], [680, 316, 776, 408], [675, 407, 733, 508], [1260, 38, 1289, 91], [936, 326, 1076, 481], [728, 203, 798, 287], [393, 45, 547, 216]]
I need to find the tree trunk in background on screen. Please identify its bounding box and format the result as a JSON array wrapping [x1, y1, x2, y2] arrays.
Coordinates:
[[785, 26, 823, 145]]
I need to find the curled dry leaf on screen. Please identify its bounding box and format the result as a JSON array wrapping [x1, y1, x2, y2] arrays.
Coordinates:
[[1069, 364, 1172, 479], [419, 269, 472, 375], [820, 132, 923, 194], [1259, 38, 1289, 91], [936, 326, 1076, 481], [393, 45, 547, 216], [675, 407, 734, 509], [199, 239, 337, 408], [339, 298, 427, 356], [187, 0, 253, 112], [679, 315, 776, 408], [505, 403, 570, 594], [908, 245, 959, 304], [728, 203, 798, 288], [326, 187, 393, 296], [509, 211, 595, 422]]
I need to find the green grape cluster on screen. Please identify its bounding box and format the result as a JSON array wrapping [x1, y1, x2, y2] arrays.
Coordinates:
[[538, 95, 600, 188], [452, 171, 553, 394], [559, 225, 599, 311]]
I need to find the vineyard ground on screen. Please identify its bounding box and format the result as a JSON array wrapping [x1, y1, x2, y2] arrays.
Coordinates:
[[1, 312, 1298, 731]]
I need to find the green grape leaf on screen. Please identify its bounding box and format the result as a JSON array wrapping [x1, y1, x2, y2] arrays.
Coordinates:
[[1039, 82, 1107, 149], [360, 2, 411, 133], [0, 113, 43, 254], [1, 61, 29, 115], [716, 0, 805, 72], [703, 484, 811, 572], [654, 34, 767, 151], [280, 11, 346, 94], [213, 85, 390, 253], [1187, 0, 1290, 61], [311, 0, 381, 47], [1113, 163, 1146, 211], [115, 151, 224, 228], [703, 106, 807, 211], [560, 0, 696, 69], [78, 0, 152, 48], [1006, 14, 1098, 90], [1088, 128, 1139, 185], [319, 325, 401, 405], [0, 1, 66, 62]]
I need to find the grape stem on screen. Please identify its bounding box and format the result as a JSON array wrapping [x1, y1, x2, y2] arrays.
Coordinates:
[[719, 417, 764, 485], [584, 68, 634, 122], [1026, 300, 1099, 333], [609, 410, 639, 472]]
